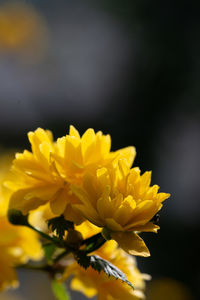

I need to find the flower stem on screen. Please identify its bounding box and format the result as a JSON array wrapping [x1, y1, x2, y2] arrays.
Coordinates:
[[53, 249, 71, 263], [28, 224, 60, 244], [82, 233, 106, 254]]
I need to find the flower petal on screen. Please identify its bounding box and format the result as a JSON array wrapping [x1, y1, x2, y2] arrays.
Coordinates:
[[72, 204, 103, 227], [132, 222, 160, 233], [115, 146, 136, 168], [69, 125, 80, 138], [9, 185, 58, 214], [105, 218, 124, 231], [111, 231, 150, 257], [50, 188, 68, 215]]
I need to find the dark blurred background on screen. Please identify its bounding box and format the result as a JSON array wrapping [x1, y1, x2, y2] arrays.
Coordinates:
[[0, 0, 200, 299]]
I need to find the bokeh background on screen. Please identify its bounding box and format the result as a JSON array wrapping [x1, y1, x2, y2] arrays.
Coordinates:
[[0, 0, 200, 299]]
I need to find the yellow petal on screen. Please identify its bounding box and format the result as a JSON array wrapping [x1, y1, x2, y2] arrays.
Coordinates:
[[56, 136, 66, 156], [9, 185, 58, 214], [72, 204, 103, 227], [116, 146, 136, 168], [50, 188, 68, 215], [140, 171, 152, 188], [63, 204, 84, 225], [96, 132, 111, 156], [81, 128, 96, 160], [111, 231, 150, 257], [28, 128, 53, 165], [97, 193, 111, 220], [157, 192, 170, 202], [69, 125, 80, 138], [9, 189, 45, 214], [105, 218, 124, 231], [132, 222, 160, 233], [97, 168, 110, 190], [39, 141, 52, 161], [71, 184, 92, 207], [113, 195, 136, 226], [127, 200, 156, 227], [64, 136, 82, 165], [118, 158, 130, 178]]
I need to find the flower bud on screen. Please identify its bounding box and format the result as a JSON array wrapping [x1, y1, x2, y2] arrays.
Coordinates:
[[7, 209, 29, 226], [66, 230, 83, 248]]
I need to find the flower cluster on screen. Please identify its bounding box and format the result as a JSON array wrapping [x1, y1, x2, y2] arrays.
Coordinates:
[[7, 126, 169, 252], [0, 126, 170, 299]]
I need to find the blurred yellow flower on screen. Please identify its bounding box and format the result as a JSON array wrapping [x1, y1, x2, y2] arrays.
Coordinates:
[[63, 221, 150, 300], [0, 152, 43, 291], [0, 152, 14, 216], [0, 216, 43, 291], [7, 126, 135, 224], [71, 159, 170, 256], [146, 278, 194, 300], [0, 1, 47, 60]]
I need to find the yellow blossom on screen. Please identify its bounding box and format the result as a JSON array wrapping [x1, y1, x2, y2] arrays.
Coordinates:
[[0, 153, 43, 291], [62, 222, 150, 300], [7, 126, 135, 224], [71, 159, 170, 256]]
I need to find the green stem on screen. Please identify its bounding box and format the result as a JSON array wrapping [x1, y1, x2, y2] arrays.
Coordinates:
[[84, 239, 106, 254], [81, 232, 102, 246], [28, 224, 61, 245], [82, 233, 106, 254]]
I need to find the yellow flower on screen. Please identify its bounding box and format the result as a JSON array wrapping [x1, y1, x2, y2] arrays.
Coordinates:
[[62, 222, 149, 300], [71, 159, 170, 256], [0, 152, 43, 291], [7, 126, 135, 224]]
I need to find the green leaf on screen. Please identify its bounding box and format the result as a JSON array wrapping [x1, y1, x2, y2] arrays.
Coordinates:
[[48, 215, 74, 240], [77, 253, 134, 290], [76, 252, 91, 269], [43, 243, 57, 262], [51, 280, 71, 300]]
